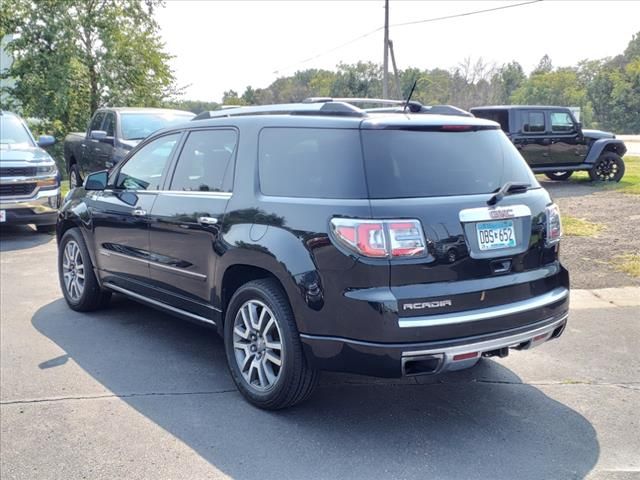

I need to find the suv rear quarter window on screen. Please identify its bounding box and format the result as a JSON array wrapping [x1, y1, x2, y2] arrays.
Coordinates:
[[258, 127, 367, 198]]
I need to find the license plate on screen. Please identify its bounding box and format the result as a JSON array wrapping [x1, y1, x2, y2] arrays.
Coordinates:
[[476, 220, 516, 251], [0, 210, 5, 223]]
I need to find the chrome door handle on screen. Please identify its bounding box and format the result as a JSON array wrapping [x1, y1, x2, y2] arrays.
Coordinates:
[[198, 216, 218, 225], [131, 208, 147, 217]]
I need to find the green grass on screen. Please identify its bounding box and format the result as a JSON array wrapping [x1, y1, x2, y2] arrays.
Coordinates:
[[60, 180, 70, 198], [612, 253, 640, 278], [562, 216, 605, 237], [553, 155, 640, 194]]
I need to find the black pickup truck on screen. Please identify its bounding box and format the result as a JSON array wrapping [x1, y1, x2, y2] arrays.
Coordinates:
[[470, 105, 627, 182], [64, 107, 194, 187]]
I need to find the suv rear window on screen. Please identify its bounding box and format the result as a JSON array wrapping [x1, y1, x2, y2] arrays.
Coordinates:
[[259, 127, 367, 198], [361, 129, 537, 198]]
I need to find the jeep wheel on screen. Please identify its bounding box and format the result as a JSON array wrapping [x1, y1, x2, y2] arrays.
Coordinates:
[[59, 228, 111, 311], [224, 278, 318, 410], [69, 165, 82, 188], [589, 153, 625, 182], [544, 171, 573, 181]]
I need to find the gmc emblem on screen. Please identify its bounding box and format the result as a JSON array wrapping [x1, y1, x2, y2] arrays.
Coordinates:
[[489, 208, 515, 219], [403, 300, 452, 311]]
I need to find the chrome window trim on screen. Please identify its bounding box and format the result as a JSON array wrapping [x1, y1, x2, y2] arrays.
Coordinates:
[[146, 190, 233, 199], [459, 204, 532, 223], [398, 287, 568, 328], [103, 282, 216, 326]]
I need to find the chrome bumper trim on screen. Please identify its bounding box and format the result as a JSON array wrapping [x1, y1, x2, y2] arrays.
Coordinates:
[[398, 287, 569, 328], [402, 313, 568, 374], [0, 187, 60, 213]]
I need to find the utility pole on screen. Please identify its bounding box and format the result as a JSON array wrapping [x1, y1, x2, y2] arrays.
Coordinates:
[[388, 39, 402, 100], [382, 0, 389, 99]]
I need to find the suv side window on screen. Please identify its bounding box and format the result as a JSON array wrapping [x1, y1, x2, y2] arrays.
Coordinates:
[[259, 127, 366, 198], [90, 112, 105, 132], [522, 111, 546, 133], [550, 111, 575, 132], [170, 129, 237, 192], [116, 133, 180, 191], [102, 112, 116, 137]]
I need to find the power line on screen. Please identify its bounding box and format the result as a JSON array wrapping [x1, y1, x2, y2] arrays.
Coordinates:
[[390, 0, 542, 28], [273, 0, 542, 75]]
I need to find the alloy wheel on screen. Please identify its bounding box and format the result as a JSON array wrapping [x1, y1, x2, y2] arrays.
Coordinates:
[[594, 158, 618, 181], [232, 300, 283, 391], [62, 240, 85, 301]]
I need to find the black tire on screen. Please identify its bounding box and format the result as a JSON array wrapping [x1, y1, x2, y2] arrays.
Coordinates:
[[69, 164, 82, 188], [544, 171, 573, 181], [58, 228, 111, 311], [446, 248, 457, 263], [224, 278, 318, 410], [589, 152, 625, 182], [36, 224, 56, 234]]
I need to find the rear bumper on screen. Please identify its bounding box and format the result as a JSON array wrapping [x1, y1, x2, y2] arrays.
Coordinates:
[[301, 311, 568, 378], [0, 188, 60, 225]]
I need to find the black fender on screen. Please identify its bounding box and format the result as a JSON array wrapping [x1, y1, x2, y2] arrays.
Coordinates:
[[585, 139, 627, 164], [215, 224, 323, 332]]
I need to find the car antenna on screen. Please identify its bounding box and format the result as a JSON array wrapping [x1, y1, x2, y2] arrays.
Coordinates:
[[403, 80, 418, 113]]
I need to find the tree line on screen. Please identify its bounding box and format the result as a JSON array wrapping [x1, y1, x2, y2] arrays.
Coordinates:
[[215, 33, 640, 134], [1, 0, 639, 140]]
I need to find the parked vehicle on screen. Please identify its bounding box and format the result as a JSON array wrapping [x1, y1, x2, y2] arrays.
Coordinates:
[[63, 108, 195, 187], [0, 111, 60, 232], [56, 99, 569, 409], [470, 105, 627, 182]]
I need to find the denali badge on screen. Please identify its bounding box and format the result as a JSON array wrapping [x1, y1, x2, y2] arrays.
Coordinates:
[[403, 300, 452, 311], [489, 208, 515, 219]]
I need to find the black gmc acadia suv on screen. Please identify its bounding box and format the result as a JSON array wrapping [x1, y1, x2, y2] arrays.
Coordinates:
[[56, 99, 570, 409]]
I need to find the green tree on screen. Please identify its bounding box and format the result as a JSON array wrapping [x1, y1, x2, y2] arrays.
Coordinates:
[[1, 0, 176, 132]]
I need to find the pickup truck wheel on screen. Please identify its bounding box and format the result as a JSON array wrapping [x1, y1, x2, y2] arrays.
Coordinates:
[[544, 171, 573, 181], [58, 228, 111, 311], [589, 152, 625, 182], [224, 278, 318, 410], [69, 165, 82, 188]]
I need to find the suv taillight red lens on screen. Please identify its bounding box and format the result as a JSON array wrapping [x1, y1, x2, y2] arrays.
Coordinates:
[[331, 218, 426, 258], [545, 203, 562, 246]]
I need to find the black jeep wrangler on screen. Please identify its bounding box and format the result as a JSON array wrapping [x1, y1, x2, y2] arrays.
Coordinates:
[[470, 105, 627, 182], [57, 99, 569, 409]]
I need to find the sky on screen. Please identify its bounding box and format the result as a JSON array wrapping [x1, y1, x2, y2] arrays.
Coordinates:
[[155, 0, 640, 103]]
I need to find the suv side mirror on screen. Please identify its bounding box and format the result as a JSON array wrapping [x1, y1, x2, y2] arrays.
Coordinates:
[[37, 135, 56, 148], [575, 121, 582, 132], [84, 170, 108, 191], [90, 130, 107, 140]]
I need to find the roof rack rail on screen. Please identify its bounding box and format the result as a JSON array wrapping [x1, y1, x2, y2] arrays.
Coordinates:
[[192, 101, 365, 121], [304, 97, 424, 113]]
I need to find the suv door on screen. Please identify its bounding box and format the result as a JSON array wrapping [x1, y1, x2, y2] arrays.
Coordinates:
[[548, 110, 587, 165], [91, 132, 182, 292], [146, 128, 237, 319], [512, 110, 551, 167]]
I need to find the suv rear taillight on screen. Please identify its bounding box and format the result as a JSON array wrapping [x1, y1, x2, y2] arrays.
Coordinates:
[[330, 218, 426, 258], [545, 204, 562, 246]]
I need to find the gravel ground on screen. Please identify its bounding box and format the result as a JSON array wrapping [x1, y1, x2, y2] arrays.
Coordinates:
[[540, 178, 640, 289]]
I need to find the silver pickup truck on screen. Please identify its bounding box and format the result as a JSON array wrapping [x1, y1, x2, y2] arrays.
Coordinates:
[[0, 111, 60, 233]]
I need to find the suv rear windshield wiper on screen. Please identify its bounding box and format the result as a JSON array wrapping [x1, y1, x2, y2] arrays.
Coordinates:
[[487, 182, 530, 206]]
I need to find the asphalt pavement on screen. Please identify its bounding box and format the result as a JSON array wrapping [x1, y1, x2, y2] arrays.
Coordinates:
[[1, 225, 639, 480]]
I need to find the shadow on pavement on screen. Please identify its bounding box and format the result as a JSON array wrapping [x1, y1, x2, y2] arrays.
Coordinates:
[[32, 297, 599, 480], [0, 224, 54, 252]]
